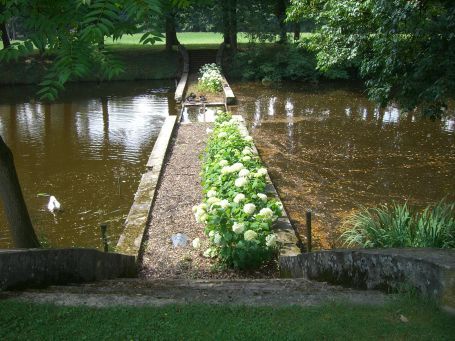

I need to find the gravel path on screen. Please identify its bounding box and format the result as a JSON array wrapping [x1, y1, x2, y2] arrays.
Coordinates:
[[140, 123, 278, 280]]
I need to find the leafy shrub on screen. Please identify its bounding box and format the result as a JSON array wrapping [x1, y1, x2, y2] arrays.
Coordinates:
[[228, 43, 349, 83], [198, 63, 223, 93], [193, 112, 282, 269], [341, 200, 455, 248]]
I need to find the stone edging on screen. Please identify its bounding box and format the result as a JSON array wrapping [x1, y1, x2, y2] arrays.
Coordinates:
[[234, 116, 302, 273], [0, 248, 136, 290], [116, 116, 177, 257], [217, 43, 236, 105], [174, 45, 189, 103], [280, 247, 455, 312]]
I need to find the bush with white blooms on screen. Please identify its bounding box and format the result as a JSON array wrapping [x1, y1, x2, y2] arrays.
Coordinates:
[[198, 63, 223, 93], [192, 111, 282, 269]]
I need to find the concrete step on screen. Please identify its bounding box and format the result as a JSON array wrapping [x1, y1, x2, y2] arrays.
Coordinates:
[[188, 49, 218, 72], [1, 278, 392, 307]]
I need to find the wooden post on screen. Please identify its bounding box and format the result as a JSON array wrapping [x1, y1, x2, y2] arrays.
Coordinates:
[[100, 223, 109, 252], [306, 210, 312, 252]]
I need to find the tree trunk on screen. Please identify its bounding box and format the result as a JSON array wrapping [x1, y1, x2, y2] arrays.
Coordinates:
[[222, 2, 230, 44], [165, 11, 180, 51], [1, 22, 10, 49], [293, 22, 300, 41], [228, 0, 237, 51], [275, 0, 287, 44], [0, 135, 40, 248]]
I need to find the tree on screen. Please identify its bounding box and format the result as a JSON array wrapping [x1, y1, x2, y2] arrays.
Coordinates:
[[0, 0, 164, 101], [0, 21, 9, 48], [274, 0, 288, 43], [0, 4, 10, 49], [0, 135, 40, 248], [287, 0, 455, 116]]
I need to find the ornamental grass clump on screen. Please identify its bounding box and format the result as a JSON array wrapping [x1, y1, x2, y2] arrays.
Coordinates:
[[193, 112, 282, 269], [198, 63, 223, 93], [341, 199, 455, 248]]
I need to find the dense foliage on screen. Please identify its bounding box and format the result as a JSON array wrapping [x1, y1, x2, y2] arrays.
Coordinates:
[[228, 43, 349, 83], [287, 0, 455, 116], [341, 200, 455, 248], [193, 112, 282, 269], [0, 0, 167, 100]]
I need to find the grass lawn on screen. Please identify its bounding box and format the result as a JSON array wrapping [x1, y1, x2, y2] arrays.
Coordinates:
[[0, 299, 453, 340]]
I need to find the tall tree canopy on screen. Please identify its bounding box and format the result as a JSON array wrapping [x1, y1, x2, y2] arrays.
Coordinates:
[[288, 0, 455, 116]]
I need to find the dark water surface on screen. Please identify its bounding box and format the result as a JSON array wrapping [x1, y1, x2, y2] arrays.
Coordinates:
[[232, 82, 455, 248], [0, 81, 175, 249]]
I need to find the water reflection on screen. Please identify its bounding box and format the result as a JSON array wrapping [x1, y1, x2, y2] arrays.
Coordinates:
[[232, 81, 455, 249], [0, 81, 175, 249]]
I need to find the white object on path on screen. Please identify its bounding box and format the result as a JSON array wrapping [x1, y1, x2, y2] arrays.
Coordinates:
[[171, 233, 188, 247]]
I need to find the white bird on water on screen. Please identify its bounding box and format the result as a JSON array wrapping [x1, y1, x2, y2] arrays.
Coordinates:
[[47, 195, 61, 213]]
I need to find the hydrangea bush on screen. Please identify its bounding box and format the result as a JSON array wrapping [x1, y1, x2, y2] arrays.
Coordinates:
[[198, 63, 223, 93], [193, 112, 282, 269]]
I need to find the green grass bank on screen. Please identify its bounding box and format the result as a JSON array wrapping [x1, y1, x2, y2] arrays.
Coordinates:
[[0, 32, 245, 86], [0, 299, 453, 339]]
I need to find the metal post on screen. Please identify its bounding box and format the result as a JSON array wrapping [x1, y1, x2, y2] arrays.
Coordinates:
[[306, 210, 312, 253], [100, 223, 109, 252]]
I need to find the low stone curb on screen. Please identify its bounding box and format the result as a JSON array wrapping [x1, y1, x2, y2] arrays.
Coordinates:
[[116, 116, 177, 257], [280, 248, 455, 312], [216, 43, 236, 105], [234, 116, 303, 269], [174, 45, 189, 103], [0, 248, 136, 290]]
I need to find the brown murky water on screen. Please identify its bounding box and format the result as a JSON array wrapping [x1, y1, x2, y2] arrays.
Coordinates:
[[232, 82, 455, 249], [0, 81, 175, 249]]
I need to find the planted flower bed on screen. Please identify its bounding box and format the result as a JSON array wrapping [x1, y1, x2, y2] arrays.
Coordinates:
[[192, 112, 282, 269], [198, 63, 223, 93]]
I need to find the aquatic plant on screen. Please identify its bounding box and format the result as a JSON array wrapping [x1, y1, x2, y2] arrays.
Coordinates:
[[193, 112, 282, 269], [198, 63, 223, 93], [341, 200, 455, 248]]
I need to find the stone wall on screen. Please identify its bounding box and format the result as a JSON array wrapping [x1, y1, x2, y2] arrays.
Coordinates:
[[0, 248, 136, 290], [280, 248, 455, 312]]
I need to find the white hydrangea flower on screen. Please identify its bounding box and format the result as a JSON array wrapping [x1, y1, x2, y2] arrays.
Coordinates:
[[231, 162, 244, 172], [221, 166, 231, 174], [192, 237, 201, 249], [238, 169, 250, 177], [256, 168, 267, 176], [206, 127, 213, 134], [192, 205, 199, 213], [266, 234, 277, 247], [207, 189, 217, 198], [232, 222, 245, 234], [218, 132, 228, 138], [203, 248, 212, 258], [235, 177, 248, 187], [244, 136, 253, 142], [219, 199, 230, 209], [242, 147, 252, 155], [209, 230, 215, 237], [243, 203, 256, 215], [219, 159, 229, 167], [213, 232, 222, 245], [257, 193, 268, 202], [241, 156, 251, 162], [196, 213, 208, 223], [258, 207, 274, 220], [233, 193, 245, 204], [244, 230, 258, 241], [207, 197, 220, 205]]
